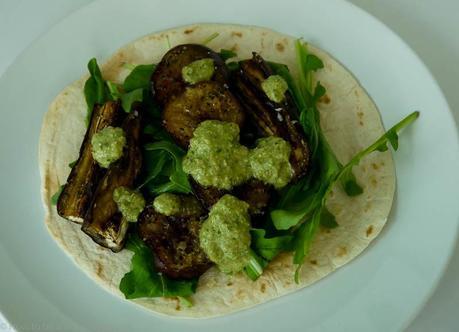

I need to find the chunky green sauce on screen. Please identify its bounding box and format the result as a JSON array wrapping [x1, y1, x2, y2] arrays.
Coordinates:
[[182, 120, 251, 190], [182, 58, 215, 84], [250, 136, 294, 189], [113, 187, 145, 222], [183, 120, 293, 190], [261, 75, 288, 103], [91, 126, 126, 168], [199, 195, 251, 273], [153, 193, 202, 216]]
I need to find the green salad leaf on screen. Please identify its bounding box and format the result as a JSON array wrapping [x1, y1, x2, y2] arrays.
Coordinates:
[[292, 111, 419, 280], [68, 160, 77, 168], [219, 49, 237, 61], [244, 250, 268, 281], [123, 64, 156, 92], [142, 141, 192, 195], [106, 81, 122, 100], [251, 229, 294, 260], [320, 207, 339, 229], [50, 185, 64, 206], [202, 32, 219, 45], [83, 58, 112, 124], [120, 233, 197, 299], [121, 88, 143, 113], [143, 123, 172, 141]]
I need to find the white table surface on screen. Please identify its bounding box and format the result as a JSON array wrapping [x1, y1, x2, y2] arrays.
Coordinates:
[[0, 0, 458, 331]]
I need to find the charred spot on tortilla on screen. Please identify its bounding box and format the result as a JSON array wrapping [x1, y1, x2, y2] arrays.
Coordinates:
[[319, 94, 331, 104], [184, 27, 197, 34], [57, 101, 123, 224], [260, 283, 266, 293], [276, 42, 285, 52], [82, 107, 143, 252], [366, 225, 374, 237], [337, 246, 348, 257]]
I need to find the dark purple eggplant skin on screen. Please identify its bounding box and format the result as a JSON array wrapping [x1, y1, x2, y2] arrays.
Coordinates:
[[137, 205, 212, 280], [191, 178, 271, 217], [233, 53, 310, 180], [57, 101, 124, 224], [81, 108, 143, 252], [152, 44, 229, 107]]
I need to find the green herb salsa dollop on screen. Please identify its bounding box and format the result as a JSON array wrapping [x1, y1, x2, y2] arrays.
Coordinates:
[[183, 120, 293, 190], [199, 195, 251, 273]]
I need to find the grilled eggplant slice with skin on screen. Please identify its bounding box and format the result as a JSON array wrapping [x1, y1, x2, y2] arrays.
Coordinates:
[[190, 178, 225, 210], [162, 81, 245, 148], [234, 53, 310, 179], [138, 204, 211, 279], [57, 101, 123, 224], [234, 179, 272, 216], [82, 108, 142, 252], [152, 44, 229, 106], [191, 178, 271, 217]]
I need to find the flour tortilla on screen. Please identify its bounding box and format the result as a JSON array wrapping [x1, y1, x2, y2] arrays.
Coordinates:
[[39, 23, 395, 318]]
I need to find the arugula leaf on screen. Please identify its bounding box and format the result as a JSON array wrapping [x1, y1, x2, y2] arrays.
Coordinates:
[[270, 42, 359, 230], [143, 123, 172, 141], [244, 250, 268, 281], [178, 296, 193, 308], [201, 32, 219, 45], [143, 141, 192, 194], [336, 112, 419, 183], [293, 111, 419, 280], [293, 207, 322, 282], [51, 185, 64, 206], [226, 61, 240, 71], [340, 168, 364, 196], [121, 62, 137, 71], [83, 58, 110, 124], [251, 229, 294, 260], [119, 233, 197, 299], [320, 207, 339, 228], [123, 64, 156, 92], [68, 160, 77, 169], [121, 88, 143, 113], [106, 81, 122, 100], [219, 49, 237, 61]]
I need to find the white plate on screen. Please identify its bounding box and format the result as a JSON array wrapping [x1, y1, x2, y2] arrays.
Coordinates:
[[0, 0, 458, 331]]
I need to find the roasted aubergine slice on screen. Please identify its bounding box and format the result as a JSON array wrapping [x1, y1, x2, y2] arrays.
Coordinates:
[[234, 179, 272, 216], [57, 101, 123, 224], [191, 178, 271, 217], [233, 53, 310, 179], [82, 108, 143, 252], [162, 81, 245, 147], [152, 44, 229, 106], [138, 202, 211, 279]]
